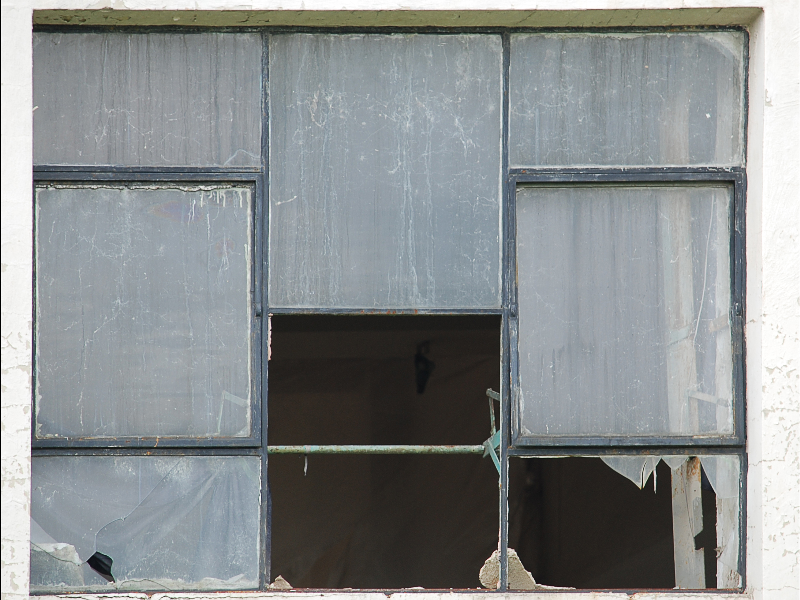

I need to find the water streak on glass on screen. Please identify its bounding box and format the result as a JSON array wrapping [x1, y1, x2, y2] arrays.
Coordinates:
[[35, 186, 252, 438], [269, 34, 502, 309], [510, 32, 745, 167], [30, 456, 260, 591], [516, 185, 733, 436], [33, 32, 262, 167]]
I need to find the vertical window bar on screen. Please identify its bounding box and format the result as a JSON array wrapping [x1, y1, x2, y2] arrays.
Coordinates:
[[260, 30, 271, 592], [498, 32, 512, 593], [733, 174, 747, 444]]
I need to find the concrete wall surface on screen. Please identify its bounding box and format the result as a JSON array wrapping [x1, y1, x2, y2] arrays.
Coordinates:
[[2, 2, 798, 600]]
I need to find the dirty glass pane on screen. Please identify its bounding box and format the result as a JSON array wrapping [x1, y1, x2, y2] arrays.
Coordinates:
[[30, 456, 261, 591], [33, 32, 261, 167], [35, 186, 252, 438], [269, 34, 502, 309], [510, 32, 745, 167], [516, 185, 733, 436]]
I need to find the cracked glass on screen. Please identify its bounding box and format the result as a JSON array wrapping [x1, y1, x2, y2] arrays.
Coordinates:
[[268, 34, 503, 309], [515, 185, 733, 436], [34, 185, 253, 438], [30, 456, 261, 592], [33, 32, 262, 167]]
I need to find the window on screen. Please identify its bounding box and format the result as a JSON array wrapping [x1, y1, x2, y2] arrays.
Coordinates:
[[31, 27, 746, 593]]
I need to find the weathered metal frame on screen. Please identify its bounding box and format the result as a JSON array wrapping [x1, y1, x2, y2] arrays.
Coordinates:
[[505, 169, 748, 592], [28, 26, 749, 594], [508, 169, 747, 450], [31, 169, 265, 450], [31, 171, 270, 591]]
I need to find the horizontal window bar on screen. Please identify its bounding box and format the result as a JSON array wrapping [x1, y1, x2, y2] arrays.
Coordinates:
[[33, 171, 261, 183], [509, 446, 745, 457], [267, 308, 504, 315], [32, 436, 262, 449], [512, 435, 744, 447], [511, 170, 745, 184], [34, 165, 263, 173], [31, 447, 262, 457], [268, 445, 485, 455]]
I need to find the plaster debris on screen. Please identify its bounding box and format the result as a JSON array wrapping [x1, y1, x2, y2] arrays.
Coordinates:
[[479, 548, 572, 590], [269, 575, 293, 589]]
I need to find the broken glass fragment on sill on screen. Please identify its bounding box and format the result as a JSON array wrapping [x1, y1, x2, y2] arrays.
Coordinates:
[[479, 549, 572, 590]]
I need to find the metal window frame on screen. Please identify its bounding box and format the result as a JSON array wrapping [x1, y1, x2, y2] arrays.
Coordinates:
[[31, 169, 265, 450], [29, 26, 748, 594], [502, 170, 748, 593], [507, 169, 747, 450]]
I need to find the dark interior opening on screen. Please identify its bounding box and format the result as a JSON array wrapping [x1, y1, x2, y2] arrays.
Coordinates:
[[510, 457, 719, 589], [268, 315, 720, 590], [268, 314, 502, 589]]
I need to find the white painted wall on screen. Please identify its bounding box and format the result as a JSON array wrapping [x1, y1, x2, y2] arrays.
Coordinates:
[[2, 2, 798, 600]]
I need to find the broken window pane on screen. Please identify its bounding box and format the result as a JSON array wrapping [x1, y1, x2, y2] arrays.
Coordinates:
[[516, 185, 733, 436], [268, 315, 501, 588], [35, 185, 252, 438], [33, 32, 262, 167], [269, 34, 502, 309], [600, 454, 741, 588], [510, 455, 740, 589], [509, 32, 745, 167], [30, 455, 261, 592]]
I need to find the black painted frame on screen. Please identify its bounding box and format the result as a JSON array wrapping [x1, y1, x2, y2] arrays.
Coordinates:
[[508, 169, 747, 450]]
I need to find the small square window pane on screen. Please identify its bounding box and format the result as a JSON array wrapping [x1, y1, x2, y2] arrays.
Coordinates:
[[33, 32, 262, 167], [510, 32, 745, 167], [30, 456, 261, 591], [35, 185, 252, 438], [269, 34, 502, 309], [516, 185, 733, 436]]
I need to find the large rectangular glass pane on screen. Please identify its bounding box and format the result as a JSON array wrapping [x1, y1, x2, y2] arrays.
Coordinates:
[[30, 456, 261, 591], [35, 185, 252, 438], [510, 33, 745, 167], [269, 34, 502, 309], [33, 32, 262, 167], [516, 185, 733, 436]]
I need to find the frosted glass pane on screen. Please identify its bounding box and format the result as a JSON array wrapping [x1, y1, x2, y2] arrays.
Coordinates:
[[35, 186, 252, 438], [30, 456, 260, 591], [510, 32, 745, 167], [269, 34, 502, 309], [33, 32, 261, 167], [516, 185, 733, 436]]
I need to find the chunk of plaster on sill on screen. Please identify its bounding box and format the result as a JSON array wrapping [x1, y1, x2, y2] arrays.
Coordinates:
[[269, 575, 292, 589], [479, 549, 572, 590]]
